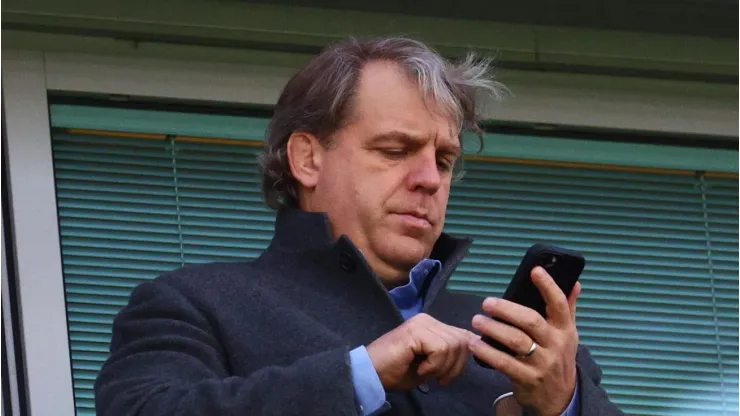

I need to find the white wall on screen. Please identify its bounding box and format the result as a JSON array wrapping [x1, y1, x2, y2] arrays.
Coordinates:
[[2, 0, 738, 138], [27, 47, 739, 138]]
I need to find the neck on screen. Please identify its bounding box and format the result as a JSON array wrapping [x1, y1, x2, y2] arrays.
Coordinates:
[[381, 274, 411, 290], [361, 250, 413, 290]]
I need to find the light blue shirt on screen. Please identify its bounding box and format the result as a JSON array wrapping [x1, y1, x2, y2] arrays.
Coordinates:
[[349, 259, 580, 415]]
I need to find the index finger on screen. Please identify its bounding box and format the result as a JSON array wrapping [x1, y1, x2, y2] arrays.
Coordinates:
[[531, 266, 571, 328]]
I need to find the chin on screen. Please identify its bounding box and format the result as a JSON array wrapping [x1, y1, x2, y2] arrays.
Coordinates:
[[376, 234, 432, 268]]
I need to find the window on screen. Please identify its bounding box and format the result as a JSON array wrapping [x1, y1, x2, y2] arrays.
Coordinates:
[[50, 105, 739, 416]]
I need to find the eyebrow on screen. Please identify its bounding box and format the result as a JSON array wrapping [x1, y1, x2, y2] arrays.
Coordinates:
[[368, 130, 462, 156]]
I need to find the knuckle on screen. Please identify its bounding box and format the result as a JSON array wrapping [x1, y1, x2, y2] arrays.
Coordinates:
[[456, 336, 468, 351], [525, 315, 544, 333], [431, 336, 447, 351], [445, 335, 457, 350], [402, 320, 418, 340], [410, 313, 430, 327], [515, 333, 531, 349], [559, 327, 578, 346], [416, 313, 435, 326]]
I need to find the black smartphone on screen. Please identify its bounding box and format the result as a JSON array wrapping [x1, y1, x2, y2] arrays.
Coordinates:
[[475, 243, 585, 368]]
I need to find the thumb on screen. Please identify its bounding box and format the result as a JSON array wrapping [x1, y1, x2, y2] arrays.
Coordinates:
[[567, 282, 581, 322]]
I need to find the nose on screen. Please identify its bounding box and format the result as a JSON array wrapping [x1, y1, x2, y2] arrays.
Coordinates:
[[406, 150, 441, 194]]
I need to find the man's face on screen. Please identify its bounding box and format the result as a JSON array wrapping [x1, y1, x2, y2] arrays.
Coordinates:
[[310, 60, 460, 286]]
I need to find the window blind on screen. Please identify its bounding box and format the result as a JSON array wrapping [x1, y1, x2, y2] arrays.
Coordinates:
[[445, 160, 739, 416], [50, 107, 738, 416], [52, 133, 184, 414]]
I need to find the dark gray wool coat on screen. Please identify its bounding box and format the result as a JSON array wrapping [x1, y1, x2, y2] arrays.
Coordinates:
[[95, 208, 624, 416]]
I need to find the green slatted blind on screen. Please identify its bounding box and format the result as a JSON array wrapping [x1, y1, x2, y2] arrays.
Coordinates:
[[175, 141, 275, 262], [52, 133, 274, 416], [53, 134, 184, 414], [445, 161, 739, 416], [50, 109, 738, 416], [703, 176, 739, 413]]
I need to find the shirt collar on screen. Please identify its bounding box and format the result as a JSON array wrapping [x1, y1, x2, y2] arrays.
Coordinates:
[[388, 259, 442, 309]]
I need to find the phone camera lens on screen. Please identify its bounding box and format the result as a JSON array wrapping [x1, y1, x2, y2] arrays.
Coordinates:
[[543, 255, 557, 269]]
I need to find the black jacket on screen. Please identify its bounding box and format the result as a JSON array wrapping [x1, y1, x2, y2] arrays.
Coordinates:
[[95, 208, 624, 415]]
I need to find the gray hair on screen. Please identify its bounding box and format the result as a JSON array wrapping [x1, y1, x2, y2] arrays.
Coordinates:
[[259, 36, 504, 209]]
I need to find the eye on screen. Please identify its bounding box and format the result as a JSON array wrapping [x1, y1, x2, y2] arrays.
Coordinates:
[[437, 158, 455, 172], [380, 148, 407, 158]]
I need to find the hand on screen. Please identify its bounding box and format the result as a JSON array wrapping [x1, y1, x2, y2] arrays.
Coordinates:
[[469, 266, 582, 416], [366, 313, 477, 391]]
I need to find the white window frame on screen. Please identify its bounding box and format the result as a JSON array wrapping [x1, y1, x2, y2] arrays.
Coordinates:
[[3, 51, 76, 416], [2, 47, 736, 416]]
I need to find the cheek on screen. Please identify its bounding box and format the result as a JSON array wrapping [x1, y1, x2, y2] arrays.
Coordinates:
[[353, 179, 392, 224], [353, 165, 403, 206], [319, 149, 359, 193], [320, 158, 385, 216]]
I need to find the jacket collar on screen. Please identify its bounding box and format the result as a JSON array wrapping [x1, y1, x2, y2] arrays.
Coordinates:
[[269, 207, 337, 253], [267, 208, 473, 302]]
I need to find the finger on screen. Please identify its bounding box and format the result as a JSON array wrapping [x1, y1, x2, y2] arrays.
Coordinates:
[[437, 350, 462, 384], [416, 326, 452, 377], [417, 347, 446, 377], [443, 327, 471, 378], [416, 356, 437, 377], [437, 327, 474, 385], [463, 328, 480, 345], [481, 297, 550, 345], [407, 315, 444, 376], [568, 282, 582, 322], [425, 324, 459, 378], [442, 328, 474, 386], [468, 337, 537, 384], [471, 314, 533, 357], [438, 352, 465, 386], [531, 266, 571, 328]]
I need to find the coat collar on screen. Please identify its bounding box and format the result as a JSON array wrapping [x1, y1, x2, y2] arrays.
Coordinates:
[[269, 207, 337, 253], [267, 208, 473, 303]]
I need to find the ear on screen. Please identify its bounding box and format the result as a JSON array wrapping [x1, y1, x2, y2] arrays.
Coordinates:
[[286, 132, 324, 189]]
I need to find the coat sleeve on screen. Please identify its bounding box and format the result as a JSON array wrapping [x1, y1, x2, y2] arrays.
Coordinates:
[[575, 345, 626, 415], [94, 279, 359, 416]]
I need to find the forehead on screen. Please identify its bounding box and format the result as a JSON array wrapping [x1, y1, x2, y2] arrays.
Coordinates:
[[348, 60, 459, 146]]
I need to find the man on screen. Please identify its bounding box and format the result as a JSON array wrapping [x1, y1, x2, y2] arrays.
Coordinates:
[[95, 37, 624, 415]]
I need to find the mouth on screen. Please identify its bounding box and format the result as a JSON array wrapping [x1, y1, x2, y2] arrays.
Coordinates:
[[393, 211, 433, 229]]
